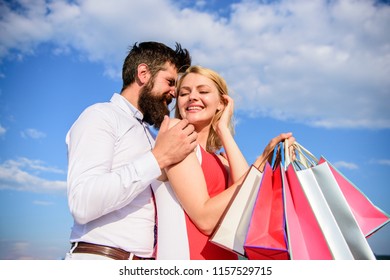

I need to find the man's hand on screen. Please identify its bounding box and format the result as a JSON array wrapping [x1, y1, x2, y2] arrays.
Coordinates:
[[152, 116, 198, 169]]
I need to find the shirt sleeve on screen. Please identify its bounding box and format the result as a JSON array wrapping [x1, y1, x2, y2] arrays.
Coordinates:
[[66, 105, 161, 225]]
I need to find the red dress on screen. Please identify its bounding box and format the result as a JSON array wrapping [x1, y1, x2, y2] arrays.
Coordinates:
[[184, 146, 238, 260]]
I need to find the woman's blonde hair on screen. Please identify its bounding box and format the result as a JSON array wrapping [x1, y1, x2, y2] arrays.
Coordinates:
[[175, 65, 235, 153]]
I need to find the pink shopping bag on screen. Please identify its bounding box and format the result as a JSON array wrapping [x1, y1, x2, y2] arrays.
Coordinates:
[[244, 163, 289, 260], [319, 157, 390, 237]]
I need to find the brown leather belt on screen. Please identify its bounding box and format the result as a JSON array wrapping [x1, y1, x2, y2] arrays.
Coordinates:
[[71, 242, 154, 260]]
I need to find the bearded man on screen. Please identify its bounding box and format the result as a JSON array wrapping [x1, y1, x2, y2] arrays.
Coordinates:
[[65, 42, 196, 260]]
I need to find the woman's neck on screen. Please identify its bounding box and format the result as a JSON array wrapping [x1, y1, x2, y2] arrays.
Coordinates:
[[195, 124, 211, 150]]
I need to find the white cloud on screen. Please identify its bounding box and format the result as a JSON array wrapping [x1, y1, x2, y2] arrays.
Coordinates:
[[20, 128, 46, 139], [0, 239, 65, 260], [0, 124, 6, 136], [33, 200, 55, 206], [333, 161, 359, 170], [0, 0, 389, 129], [0, 158, 66, 193], [377, 159, 390, 166], [9, 157, 65, 174], [370, 159, 390, 166], [1, 241, 33, 260]]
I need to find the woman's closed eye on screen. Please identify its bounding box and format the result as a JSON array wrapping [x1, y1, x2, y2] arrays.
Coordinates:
[[179, 91, 190, 97]]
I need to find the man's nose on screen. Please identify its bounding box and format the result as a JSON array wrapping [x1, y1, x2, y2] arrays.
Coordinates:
[[169, 87, 176, 98]]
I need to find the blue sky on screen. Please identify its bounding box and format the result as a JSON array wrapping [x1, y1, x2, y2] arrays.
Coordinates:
[[0, 0, 389, 260]]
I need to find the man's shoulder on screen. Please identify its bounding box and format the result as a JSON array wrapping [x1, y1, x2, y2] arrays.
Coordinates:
[[72, 99, 125, 127], [83, 93, 121, 112], [81, 101, 114, 116], [86, 100, 113, 110]]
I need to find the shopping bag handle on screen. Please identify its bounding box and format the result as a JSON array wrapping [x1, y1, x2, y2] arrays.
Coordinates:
[[255, 140, 284, 171], [283, 140, 319, 170], [283, 139, 301, 169], [271, 142, 282, 168], [270, 140, 299, 170], [271, 139, 299, 170], [295, 141, 319, 167], [267, 139, 319, 171]]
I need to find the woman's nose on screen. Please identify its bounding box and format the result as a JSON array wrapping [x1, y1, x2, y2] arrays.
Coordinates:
[[189, 90, 198, 101]]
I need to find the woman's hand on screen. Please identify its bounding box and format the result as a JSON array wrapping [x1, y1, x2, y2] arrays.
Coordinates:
[[254, 132, 295, 171], [215, 95, 233, 133]]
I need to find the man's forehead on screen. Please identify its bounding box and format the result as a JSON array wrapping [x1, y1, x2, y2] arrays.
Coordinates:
[[159, 62, 178, 77]]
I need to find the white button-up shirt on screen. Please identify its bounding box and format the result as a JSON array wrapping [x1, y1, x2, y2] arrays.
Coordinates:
[[66, 93, 161, 257]]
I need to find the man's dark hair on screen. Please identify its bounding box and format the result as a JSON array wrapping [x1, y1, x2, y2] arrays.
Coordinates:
[[121, 41, 191, 91]]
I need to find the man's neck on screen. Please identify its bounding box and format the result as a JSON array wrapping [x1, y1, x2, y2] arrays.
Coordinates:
[[120, 85, 141, 111]]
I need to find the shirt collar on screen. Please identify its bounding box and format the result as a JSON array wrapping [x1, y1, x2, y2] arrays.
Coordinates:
[[110, 93, 144, 122]]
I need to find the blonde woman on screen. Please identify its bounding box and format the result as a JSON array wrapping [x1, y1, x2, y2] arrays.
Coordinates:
[[152, 66, 293, 259]]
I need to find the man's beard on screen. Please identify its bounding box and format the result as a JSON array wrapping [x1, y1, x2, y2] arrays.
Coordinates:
[[138, 80, 173, 129]]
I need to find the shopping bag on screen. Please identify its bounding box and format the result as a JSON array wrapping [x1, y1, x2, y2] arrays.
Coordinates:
[[285, 141, 383, 259], [210, 165, 263, 256], [318, 157, 390, 237], [294, 142, 390, 238], [284, 162, 336, 259], [244, 162, 289, 260]]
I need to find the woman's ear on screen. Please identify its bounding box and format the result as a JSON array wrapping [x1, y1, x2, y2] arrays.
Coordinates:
[[137, 63, 150, 84], [217, 100, 225, 111]]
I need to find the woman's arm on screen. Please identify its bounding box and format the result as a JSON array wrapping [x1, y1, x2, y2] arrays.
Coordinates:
[[165, 119, 294, 236], [215, 95, 249, 185], [165, 144, 247, 235]]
